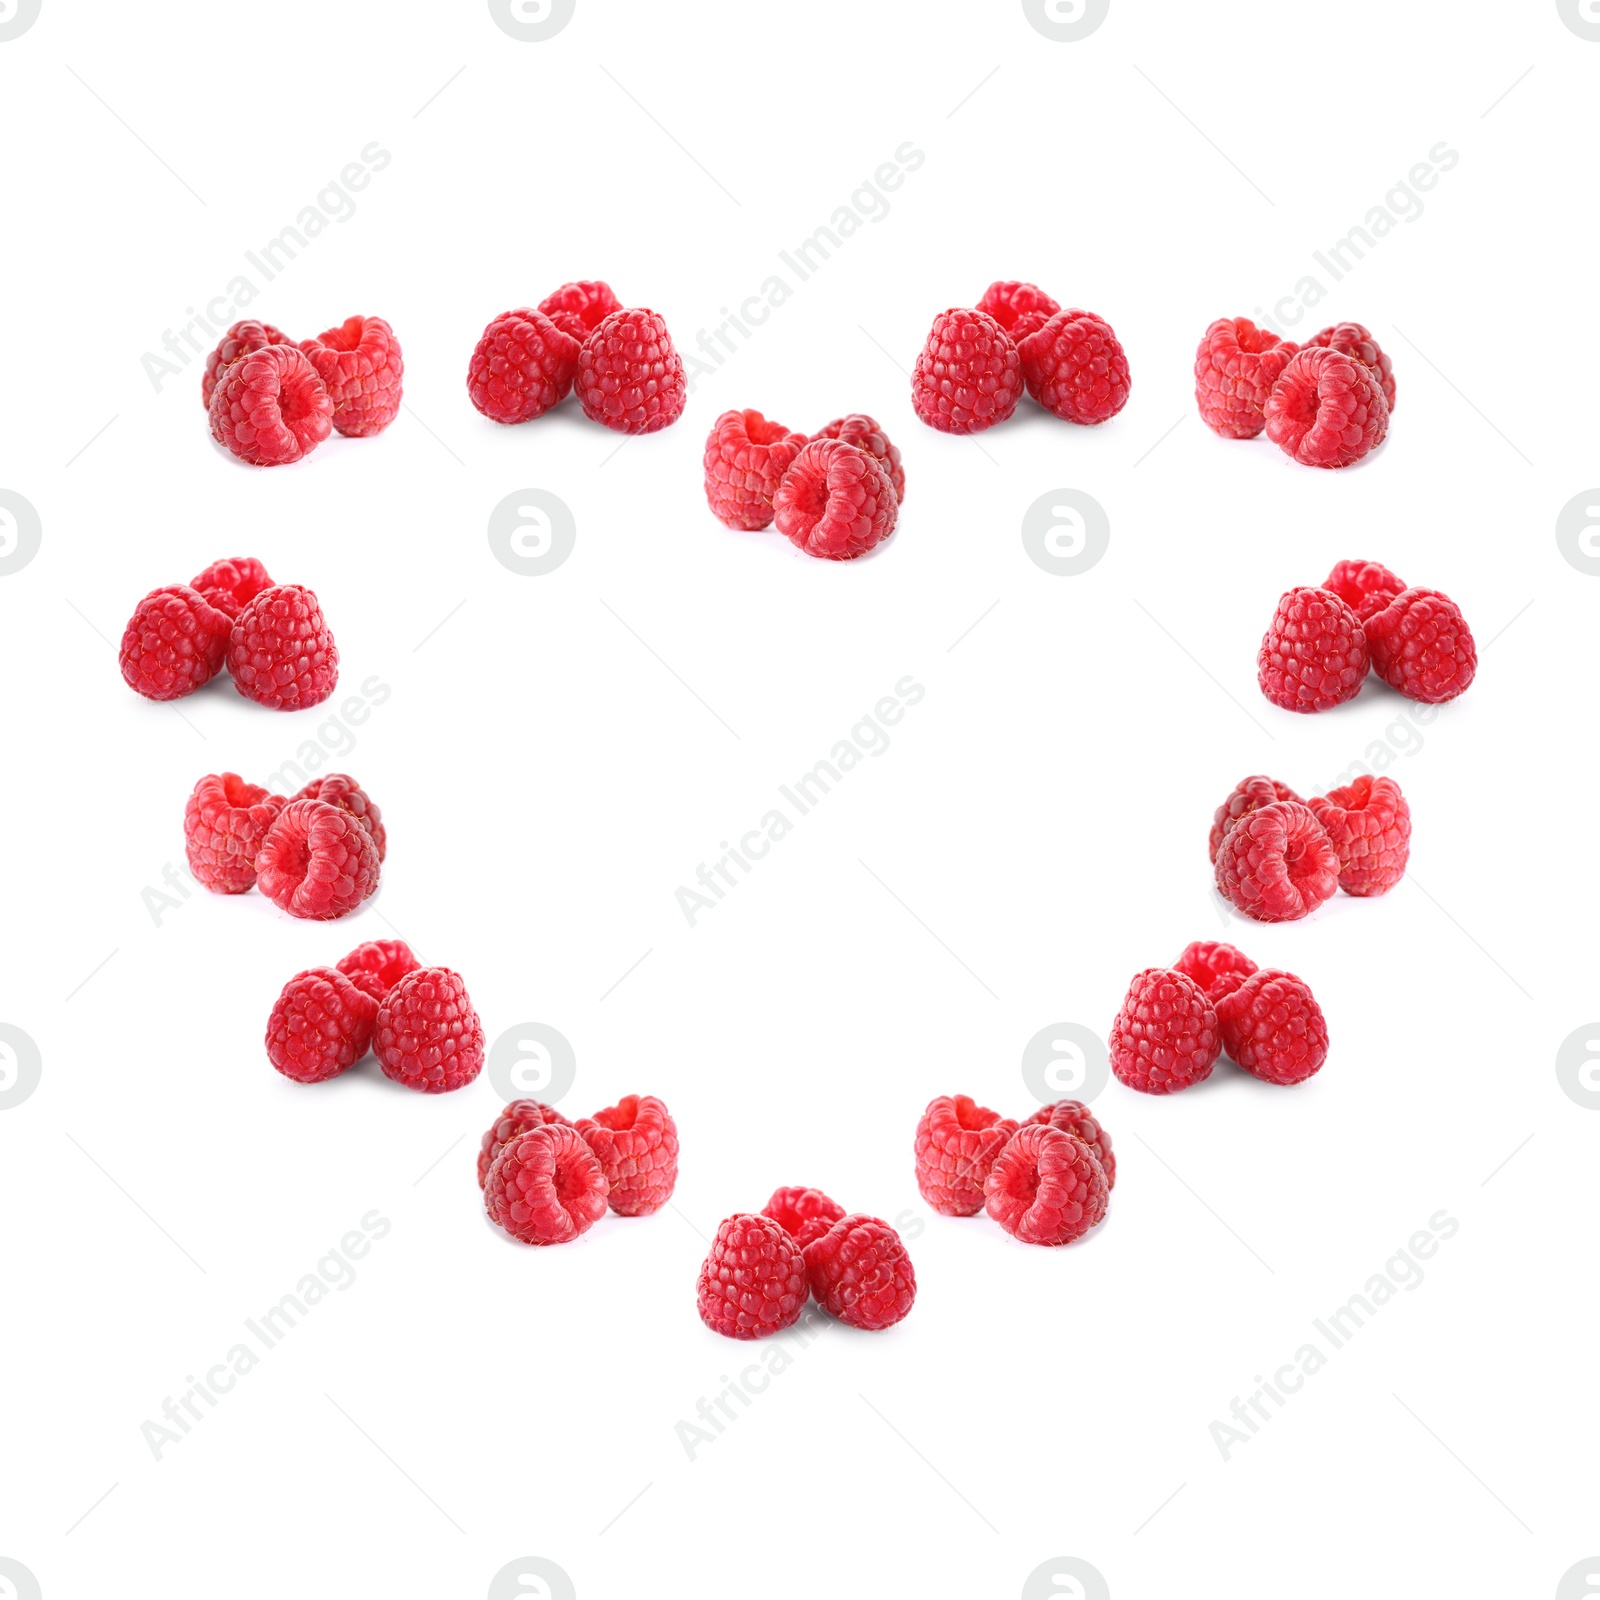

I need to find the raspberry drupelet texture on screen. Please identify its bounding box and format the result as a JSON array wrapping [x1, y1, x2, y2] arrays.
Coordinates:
[[1215, 969, 1328, 1086], [910, 308, 1023, 433], [256, 798, 380, 920], [1173, 940, 1258, 1003], [802, 1215, 916, 1330], [477, 1099, 573, 1188], [1308, 775, 1411, 896], [703, 409, 808, 530], [375, 967, 484, 1093], [119, 585, 232, 701], [1323, 559, 1406, 622], [189, 556, 274, 620], [1017, 309, 1131, 424], [226, 584, 339, 710], [484, 1124, 609, 1245], [265, 966, 378, 1085], [537, 280, 622, 342], [913, 1094, 1020, 1216], [466, 308, 581, 423], [201, 320, 291, 409], [984, 1125, 1109, 1244], [1306, 322, 1396, 411], [1257, 587, 1370, 713], [772, 438, 898, 560], [299, 315, 403, 437], [1264, 346, 1389, 468], [336, 938, 419, 1005], [1022, 1099, 1116, 1188], [976, 280, 1061, 336], [1209, 775, 1302, 865], [812, 414, 905, 502], [573, 307, 687, 434], [209, 343, 333, 466], [294, 773, 385, 860], [1365, 588, 1477, 703], [762, 1186, 847, 1238], [1214, 801, 1340, 923], [1193, 317, 1299, 439], [574, 1094, 679, 1216], [696, 1214, 809, 1340], [1109, 968, 1221, 1094], [184, 772, 287, 893]]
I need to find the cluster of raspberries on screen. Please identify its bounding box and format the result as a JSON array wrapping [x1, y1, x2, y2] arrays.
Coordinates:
[[1259, 560, 1476, 712], [1111, 941, 1329, 1094], [1195, 317, 1393, 468], [267, 941, 483, 1093], [184, 769, 384, 920], [914, 1094, 1114, 1248], [120, 556, 338, 711], [479, 1094, 679, 1246], [1210, 771, 1411, 923], [204, 315, 401, 467], [702, 409, 904, 561], [467, 281, 685, 434], [911, 281, 1130, 434], [697, 1186, 915, 1339]]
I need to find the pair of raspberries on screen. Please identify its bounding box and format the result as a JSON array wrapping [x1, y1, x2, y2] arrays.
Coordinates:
[[1195, 317, 1393, 468], [1211, 771, 1411, 923], [120, 557, 337, 711], [702, 410, 905, 560], [914, 1095, 1115, 1248], [267, 941, 482, 1093], [698, 1189, 916, 1338], [205, 315, 401, 467], [1260, 560, 1477, 711], [1112, 942, 1329, 1094], [478, 1095, 679, 1246], [185, 769, 384, 920], [467, 280, 685, 434], [911, 281, 1130, 433]]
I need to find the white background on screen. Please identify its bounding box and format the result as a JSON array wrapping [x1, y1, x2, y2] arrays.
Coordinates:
[[1, 2, 1594, 1597]]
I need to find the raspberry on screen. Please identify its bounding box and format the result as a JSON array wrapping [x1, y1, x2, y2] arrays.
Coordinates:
[[792, 1214, 842, 1250], [772, 438, 898, 561], [574, 1094, 679, 1216], [976, 280, 1061, 336], [984, 1125, 1108, 1244], [1109, 969, 1221, 1094], [1018, 309, 1131, 424], [1306, 321, 1395, 411], [1257, 586, 1370, 713], [336, 938, 419, 1005], [201, 320, 290, 409], [696, 1214, 809, 1340], [1214, 801, 1340, 923], [573, 307, 687, 434], [294, 773, 385, 860], [265, 966, 378, 1085], [299, 315, 403, 437], [255, 798, 380, 920], [1215, 969, 1328, 1086], [226, 584, 339, 710], [1308, 775, 1411, 896], [703, 409, 808, 531], [1193, 317, 1299, 440], [183, 772, 286, 893], [189, 556, 274, 620], [813, 414, 905, 503], [802, 1215, 916, 1331], [1323, 559, 1406, 622], [484, 1124, 609, 1245], [1172, 940, 1258, 1003], [913, 1094, 1019, 1216], [1264, 346, 1389, 469], [1365, 588, 1477, 703], [910, 308, 1022, 433], [477, 1098, 573, 1188], [374, 967, 484, 1093], [537, 280, 621, 342], [761, 1186, 847, 1238], [1022, 1099, 1116, 1188], [118, 585, 231, 701], [1209, 775, 1301, 865], [466, 308, 580, 424], [209, 343, 333, 467]]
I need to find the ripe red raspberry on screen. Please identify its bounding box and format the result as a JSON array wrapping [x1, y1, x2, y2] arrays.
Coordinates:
[[696, 1214, 809, 1340], [466, 308, 580, 424], [299, 315, 403, 437], [201, 320, 290, 409], [226, 584, 339, 710], [477, 1098, 573, 1188], [773, 438, 898, 560], [1173, 940, 1258, 1003], [913, 1094, 1019, 1216], [1209, 775, 1301, 864], [1215, 969, 1328, 1086], [1257, 586, 1370, 712], [573, 307, 687, 434], [910, 308, 1023, 433], [209, 343, 333, 467], [255, 798, 380, 920], [1306, 321, 1395, 411], [336, 938, 419, 1005], [1109, 968, 1221, 1094], [1308, 775, 1411, 896], [1193, 316, 1299, 439], [792, 1213, 843, 1250], [118, 585, 231, 701], [1018, 309, 1131, 424], [1022, 1099, 1116, 1188], [537, 280, 621, 342], [293, 773, 385, 860], [976, 280, 1061, 337], [485, 1124, 608, 1245], [802, 1214, 916, 1330], [574, 1094, 679, 1216], [265, 966, 378, 1085], [1264, 346, 1389, 469], [1323, 558, 1406, 622], [761, 1186, 847, 1238], [375, 967, 484, 1093], [813, 413, 905, 502], [184, 772, 286, 893], [703, 409, 808, 531], [1214, 801, 1340, 923], [189, 556, 274, 620], [984, 1125, 1108, 1244], [1365, 588, 1477, 703]]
